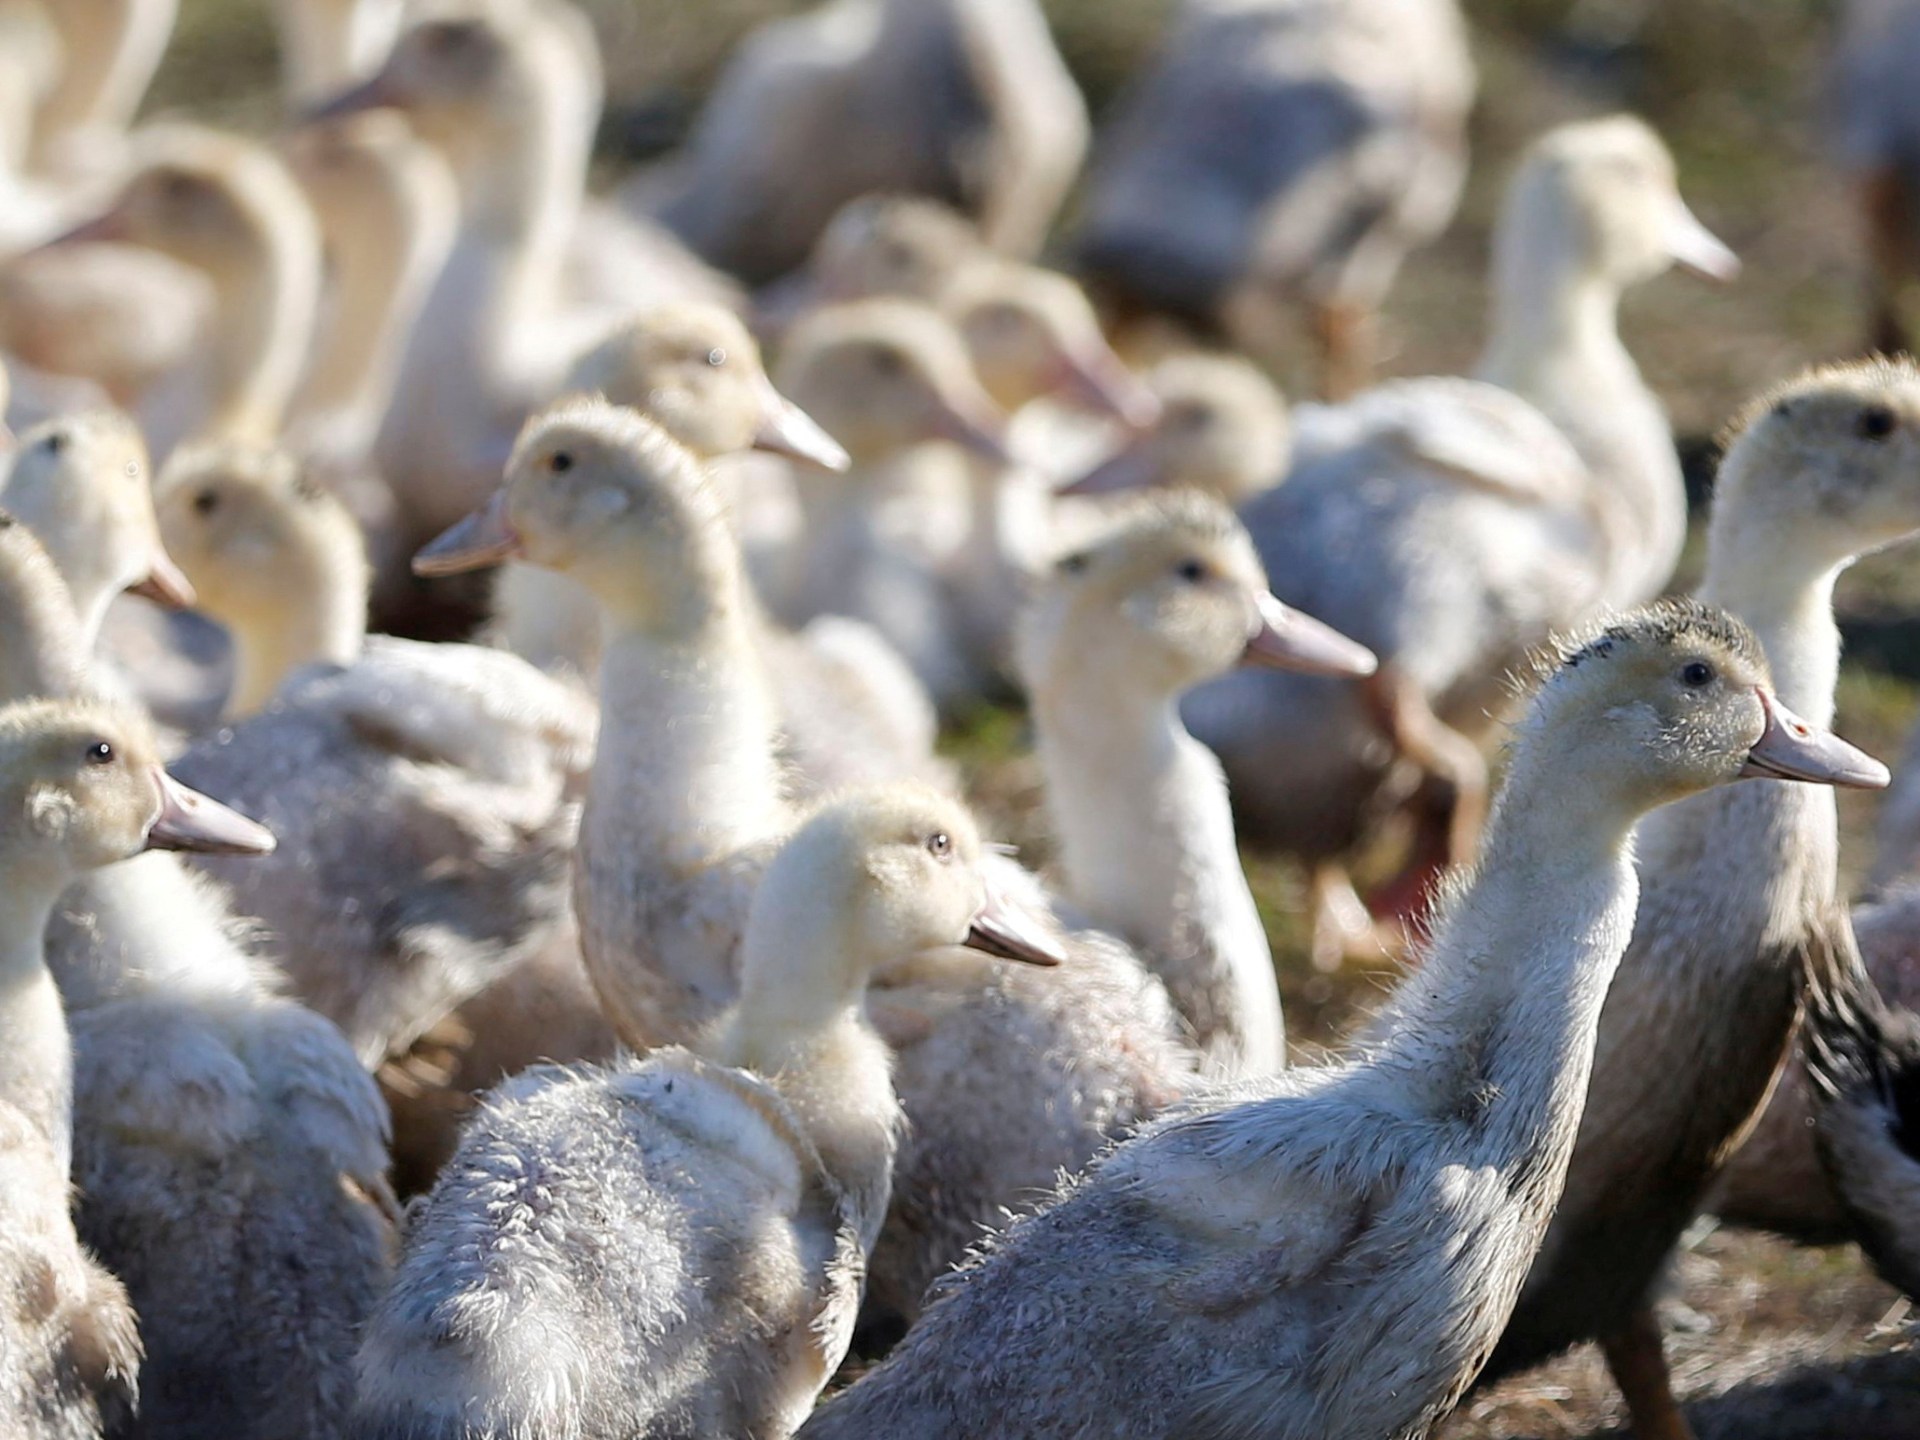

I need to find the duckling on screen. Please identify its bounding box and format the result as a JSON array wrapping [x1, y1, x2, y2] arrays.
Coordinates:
[[756, 193, 988, 335], [1019, 490, 1375, 1076], [0, 511, 397, 1440], [314, 0, 737, 543], [801, 601, 1887, 1440], [774, 297, 1013, 710], [0, 409, 193, 651], [272, 0, 406, 110], [354, 785, 1060, 1440], [646, 0, 1088, 282], [153, 441, 596, 1068], [40, 124, 323, 461], [0, 695, 277, 1440], [1481, 360, 1920, 1440], [416, 399, 1199, 1328], [1077, 0, 1475, 398]]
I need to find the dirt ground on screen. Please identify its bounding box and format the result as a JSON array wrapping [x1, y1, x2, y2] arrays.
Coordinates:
[[161, 1, 1920, 1433]]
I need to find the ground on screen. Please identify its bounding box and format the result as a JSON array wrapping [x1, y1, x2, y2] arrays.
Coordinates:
[[156, 1, 1920, 1433]]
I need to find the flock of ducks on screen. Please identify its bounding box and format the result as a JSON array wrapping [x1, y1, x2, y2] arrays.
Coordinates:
[[0, 1, 1917, 1439]]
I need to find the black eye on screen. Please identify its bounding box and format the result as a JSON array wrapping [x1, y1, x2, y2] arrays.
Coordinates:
[[549, 451, 574, 474], [1057, 551, 1089, 575], [705, 347, 727, 367], [926, 831, 952, 860], [84, 740, 113, 766], [1681, 661, 1714, 688], [1177, 559, 1208, 584], [193, 489, 219, 516], [871, 349, 905, 379], [40, 431, 65, 456], [1857, 404, 1898, 441]]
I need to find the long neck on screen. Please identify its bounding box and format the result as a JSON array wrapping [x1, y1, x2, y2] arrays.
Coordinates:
[[1696, 515, 1844, 724], [0, 878, 71, 1177], [225, 552, 367, 715], [1034, 675, 1282, 1074], [33, 0, 176, 168], [296, 169, 453, 438], [1478, 239, 1635, 396], [198, 226, 323, 447], [591, 579, 788, 875], [1364, 750, 1642, 1179]]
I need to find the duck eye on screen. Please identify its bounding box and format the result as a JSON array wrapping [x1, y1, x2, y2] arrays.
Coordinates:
[[40, 431, 65, 456], [705, 347, 727, 368], [1857, 404, 1898, 441], [1176, 559, 1208, 584], [870, 349, 906, 379], [1057, 551, 1090, 575], [193, 489, 219, 516], [925, 831, 953, 861], [1680, 660, 1714, 688], [84, 740, 113, 766], [549, 451, 574, 474]]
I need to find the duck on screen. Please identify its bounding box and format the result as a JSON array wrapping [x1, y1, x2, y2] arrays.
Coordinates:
[[1479, 359, 1920, 1440], [0, 695, 279, 1440], [37, 123, 323, 462], [1075, 116, 1732, 967], [1829, 0, 1920, 353], [314, 0, 739, 544], [26, 0, 176, 184], [772, 297, 1014, 710], [271, 0, 406, 110], [800, 600, 1887, 1440], [0, 508, 397, 1440], [152, 440, 597, 1069], [1798, 907, 1920, 1299], [754, 193, 988, 337], [280, 107, 457, 594], [415, 397, 1200, 1331], [1018, 488, 1375, 1077], [0, 409, 194, 654], [1075, 0, 1475, 398], [353, 784, 1061, 1440], [642, 0, 1088, 283]]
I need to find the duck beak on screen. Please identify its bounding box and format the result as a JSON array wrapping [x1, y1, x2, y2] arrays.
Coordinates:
[[1243, 592, 1377, 678], [1664, 200, 1740, 282], [146, 770, 277, 856], [1052, 347, 1162, 430], [1057, 436, 1162, 497], [303, 72, 402, 125], [1739, 688, 1888, 789], [962, 871, 1064, 968], [128, 548, 197, 609], [752, 378, 851, 471], [928, 397, 1013, 467], [413, 491, 521, 576]]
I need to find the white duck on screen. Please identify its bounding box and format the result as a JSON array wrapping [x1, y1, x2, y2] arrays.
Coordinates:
[[644, 0, 1088, 281], [801, 602, 1886, 1440], [315, 0, 737, 542], [353, 784, 1060, 1440], [153, 441, 596, 1069], [0, 696, 273, 1440], [0, 510, 396, 1440], [415, 399, 1201, 1329], [1019, 489, 1375, 1076], [1482, 359, 1920, 1440]]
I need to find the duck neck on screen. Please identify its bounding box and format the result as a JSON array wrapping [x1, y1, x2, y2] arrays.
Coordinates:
[[32, 0, 176, 170], [0, 873, 72, 1176], [276, 0, 403, 107], [1034, 674, 1282, 1073], [1696, 517, 1844, 725], [1366, 748, 1642, 1189], [0, 553, 86, 702], [296, 162, 454, 440], [197, 223, 323, 447], [1479, 244, 1634, 398], [592, 570, 788, 874], [225, 556, 367, 715]]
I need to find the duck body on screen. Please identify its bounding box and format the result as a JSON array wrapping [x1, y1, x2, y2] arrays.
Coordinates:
[[649, 0, 1087, 281], [1077, 0, 1472, 383]]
